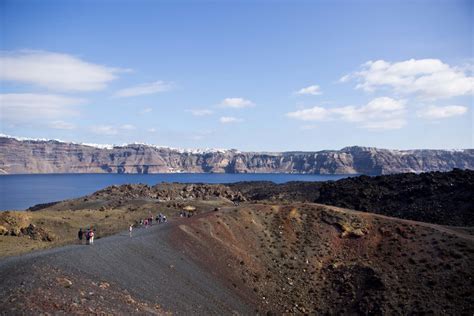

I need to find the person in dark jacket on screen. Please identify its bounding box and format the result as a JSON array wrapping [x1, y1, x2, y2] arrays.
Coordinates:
[[86, 229, 90, 245], [78, 228, 83, 244]]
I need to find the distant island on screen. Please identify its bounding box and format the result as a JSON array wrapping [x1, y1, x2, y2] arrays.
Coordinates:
[[1, 135, 473, 175]]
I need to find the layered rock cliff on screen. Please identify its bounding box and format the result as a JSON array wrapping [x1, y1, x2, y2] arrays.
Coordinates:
[[0, 136, 473, 175]]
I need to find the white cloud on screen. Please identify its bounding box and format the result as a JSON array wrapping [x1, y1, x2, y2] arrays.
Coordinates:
[[417, 105, 468, 119], [295, 85, 322, 95], [114, 81, 173, 98], [187, 109, 213, 116], [338, 74, 351, 83], [0, 50, 123, 91], [286, 97, 406, 130], [341, 58, 474, 99], [219, 116, 242, 123], [286, 106, 329, 121], [48, 120, 76, 130], [332, 97, 406, 122], [219, 98, 255, 108], [147, 128, 157, 133], [120, 124, 136, 130], [90, 125, 119, 136], [0, 93, 83, 122]]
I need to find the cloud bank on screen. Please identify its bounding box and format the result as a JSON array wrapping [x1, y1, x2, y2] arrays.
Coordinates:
[[341, 58, 474, 99], [0, 50, 123, 92], [286, 97, 407, 130]]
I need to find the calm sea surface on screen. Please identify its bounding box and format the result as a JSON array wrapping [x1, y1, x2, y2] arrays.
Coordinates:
[[0, 173, 354, 211]]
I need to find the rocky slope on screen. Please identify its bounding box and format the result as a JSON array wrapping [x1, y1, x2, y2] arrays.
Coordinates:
[[172, 204, 474, 315], [232, 169, 474, 226], [89, 183, 246, 203], [1, 136, 473, 175], [2, 202, 473, 315]]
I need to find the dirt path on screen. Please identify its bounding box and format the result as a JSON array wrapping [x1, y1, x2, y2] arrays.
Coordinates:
[[0, 219, 253, 315]]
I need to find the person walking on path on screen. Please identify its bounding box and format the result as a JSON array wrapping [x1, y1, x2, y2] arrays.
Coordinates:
[[129, 224, 133, 237], [89, 229, 95, 245], [78, 228, 83, 244]]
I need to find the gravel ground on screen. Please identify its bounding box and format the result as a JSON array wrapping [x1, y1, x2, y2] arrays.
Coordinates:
[[0, 220, 253, 315]]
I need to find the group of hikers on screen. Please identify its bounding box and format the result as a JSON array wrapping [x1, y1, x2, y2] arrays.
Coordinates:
[[137, 213, 168, 227], [179, 211, 194, 218], [128, 212, 168, 237], [78, 208, 193, 242], [77, 227, 95, 245]]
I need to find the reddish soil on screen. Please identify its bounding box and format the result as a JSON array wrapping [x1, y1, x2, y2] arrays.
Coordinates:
[[169, 203, 474, 315]]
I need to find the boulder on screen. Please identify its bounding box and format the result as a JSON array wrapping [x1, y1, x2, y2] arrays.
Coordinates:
[[0, 225, 8, 235], [321, 210, 367, 238], [20, 224, 55, 241], [56, 277, 73, 288]]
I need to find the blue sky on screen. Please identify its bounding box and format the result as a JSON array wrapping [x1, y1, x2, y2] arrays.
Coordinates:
[[1, 0, 472, 151]]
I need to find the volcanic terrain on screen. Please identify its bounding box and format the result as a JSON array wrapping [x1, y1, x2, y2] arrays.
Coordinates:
[[0, 170, 473, 314]]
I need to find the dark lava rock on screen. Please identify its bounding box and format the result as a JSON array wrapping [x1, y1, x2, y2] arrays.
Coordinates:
[[90, 183, 247, 203], [231, 169, 474, 226], [20, 224, 56, 241]]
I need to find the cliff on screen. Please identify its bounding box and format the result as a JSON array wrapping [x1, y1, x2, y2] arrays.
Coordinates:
[[0, 136, 473, 175]]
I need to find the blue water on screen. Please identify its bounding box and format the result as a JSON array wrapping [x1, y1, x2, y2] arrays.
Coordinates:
[[0, 173, 354, 211]]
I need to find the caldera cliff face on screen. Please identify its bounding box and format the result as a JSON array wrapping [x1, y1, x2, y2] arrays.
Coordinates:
[[1, 136, 473, 175]]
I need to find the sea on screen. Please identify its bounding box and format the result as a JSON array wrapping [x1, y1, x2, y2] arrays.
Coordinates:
[[0, 173, 355, 211]]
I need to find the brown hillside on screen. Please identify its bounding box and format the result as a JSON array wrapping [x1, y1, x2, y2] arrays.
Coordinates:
[[169, 203, 474, 315]]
